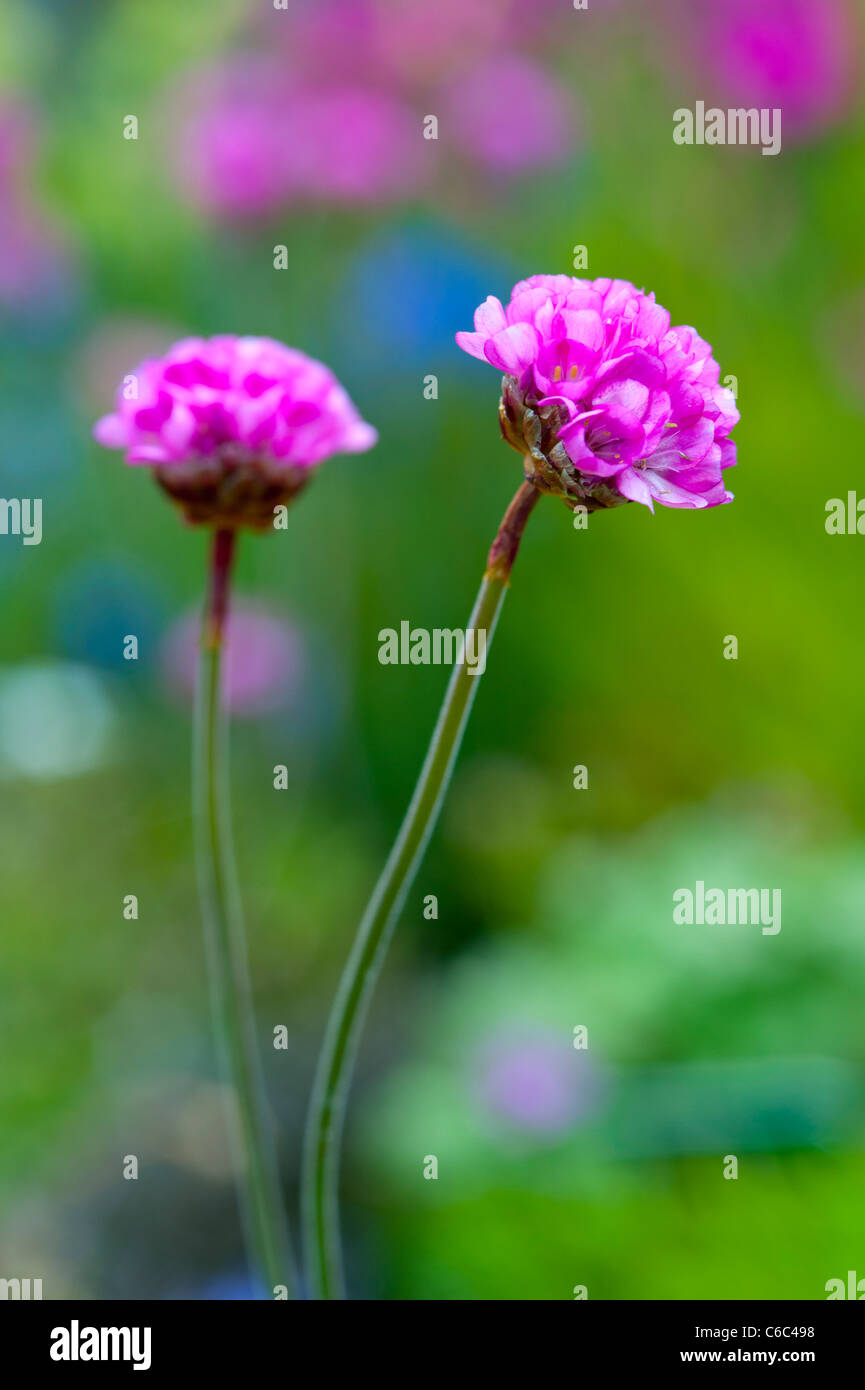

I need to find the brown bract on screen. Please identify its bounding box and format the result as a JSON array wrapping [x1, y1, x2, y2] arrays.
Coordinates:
[[155, 445, 310, 529], [499, 374, 629, 513]]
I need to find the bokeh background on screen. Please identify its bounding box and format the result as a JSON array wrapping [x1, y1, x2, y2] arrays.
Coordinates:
[[2, 0, 865, 1301]]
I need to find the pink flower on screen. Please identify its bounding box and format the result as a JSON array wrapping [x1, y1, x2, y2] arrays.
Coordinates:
[[170, 56, 427, 213], [695, 0, 858, 142], [162, 601, 304, 716], [372, 0, 508, 83], [473, 1028, 605, 1136], [289, 85, 428, 203], [93, 335, 377, 526], [457, 275, 738, 513], [170, 59, 299, 219], [0, 203, 72, 306], [442, 54, 577, 175], [275, 1, 384, 84]]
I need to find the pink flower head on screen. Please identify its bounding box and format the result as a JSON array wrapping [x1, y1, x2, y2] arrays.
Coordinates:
[[172, 60, 298, 219], [443, 54, 577, 175], [93, 335, 377, 527], [372, 0, 508, 84], [289, 85, 430, 204], [278, 1, 384, 84], [695, 0, 858, 142], [457, 274, 738, 513]]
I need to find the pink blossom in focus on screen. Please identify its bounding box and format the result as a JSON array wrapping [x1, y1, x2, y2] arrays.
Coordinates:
[[696, 0, 858, 141], [457, 275, 739, 513], [443, 54, 576, 175], [162, 602, 304, 717], [93, 334, 377, 470]]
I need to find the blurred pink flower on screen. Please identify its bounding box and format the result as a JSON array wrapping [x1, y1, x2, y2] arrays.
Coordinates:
[[457, 274, 739, 513], [171, 54, 428, 213], [0, 204, 72, 305], [162, 601, 304, 717], [93, 335, 377, 526], [288, 85, 430, 203], [277, 0, 384, 84], [443, 54, 577, 175], [473, 1029, 603, 1135], [171, 58, 298, 219], [372, 0, 508, 84], [696, 0, 858, 141]]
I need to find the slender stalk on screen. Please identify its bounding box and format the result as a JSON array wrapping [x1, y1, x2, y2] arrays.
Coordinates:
[[302, 480, 541, 1300], [194, 527, 297, 1298]]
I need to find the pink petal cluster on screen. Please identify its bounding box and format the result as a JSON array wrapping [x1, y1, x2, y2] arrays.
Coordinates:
[[174, 60, 302, 219], [457, 274, 738, 512], [93, 334, 377, 470], [443, 55, 576, 175], [175, 2, 578, 217], [171, 59, 425, 216]]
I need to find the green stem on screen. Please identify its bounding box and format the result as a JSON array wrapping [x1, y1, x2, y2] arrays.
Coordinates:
[[194, 527, 297, 1299], [301, 480, 541, 1300]]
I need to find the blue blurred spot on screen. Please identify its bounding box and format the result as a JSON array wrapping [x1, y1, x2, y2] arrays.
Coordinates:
[[54, 561, 166, 670], [337, 222, 512, 375], [202, 1270, 270, 1301]]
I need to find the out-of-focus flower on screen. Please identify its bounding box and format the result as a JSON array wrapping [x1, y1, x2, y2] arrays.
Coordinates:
[[457, 274, 738, 513], [473, 1027, 603, 1135], [0, 205, 72, 306], [274, 0, 383, 84], [170, 59, 299, 219], [372, 0, 509, 84], [442, 54, 577, 175], [290, 85, 431, 203], [162, 601, 304, 717], [694, 0, 858, 142], [93, 335, 377, 527], [170, 55, 427, 215]]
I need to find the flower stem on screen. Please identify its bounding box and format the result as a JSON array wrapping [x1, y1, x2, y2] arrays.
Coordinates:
[[194, 527, 297, 1299], [301, 480, 540, 1300]]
